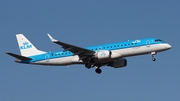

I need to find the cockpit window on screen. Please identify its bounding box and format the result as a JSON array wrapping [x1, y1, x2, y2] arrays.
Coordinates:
[[155, 39, 163, 42]]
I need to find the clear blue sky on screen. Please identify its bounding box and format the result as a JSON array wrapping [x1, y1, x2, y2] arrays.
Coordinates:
[[1, 0, 179, 101]]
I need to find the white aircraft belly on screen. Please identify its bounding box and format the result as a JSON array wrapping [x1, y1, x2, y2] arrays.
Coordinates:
[[34, 55, 83, 66], [33, 43, 166, 66]]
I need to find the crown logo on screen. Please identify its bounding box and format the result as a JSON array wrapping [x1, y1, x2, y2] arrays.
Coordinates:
[[23, 42, 29, 45]]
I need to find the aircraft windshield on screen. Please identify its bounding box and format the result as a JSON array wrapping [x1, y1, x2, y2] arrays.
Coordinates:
[[155, 39, 163, 42]]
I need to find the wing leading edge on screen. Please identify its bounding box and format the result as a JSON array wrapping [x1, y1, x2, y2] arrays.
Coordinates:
[[47, 34, 95, 60]]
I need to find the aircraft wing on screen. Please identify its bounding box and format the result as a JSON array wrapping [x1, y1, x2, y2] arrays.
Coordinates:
[[47, 34, 95, 59]]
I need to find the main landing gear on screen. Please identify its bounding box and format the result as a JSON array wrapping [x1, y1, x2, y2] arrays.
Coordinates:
[[95, 68, 102, 74], [85, 63, 91, 69], [85, 63, 102, 74], [151, 52, 156, 61], [93, 65, 102, 74], [85, 58, 93, 69]]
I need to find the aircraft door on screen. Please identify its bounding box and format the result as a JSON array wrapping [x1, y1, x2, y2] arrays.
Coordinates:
[[45, 54, 49, 62], [146, 40, 150, 47]]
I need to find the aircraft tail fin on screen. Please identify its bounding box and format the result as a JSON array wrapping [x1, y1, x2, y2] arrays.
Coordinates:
[[16, 34, 46, 56]]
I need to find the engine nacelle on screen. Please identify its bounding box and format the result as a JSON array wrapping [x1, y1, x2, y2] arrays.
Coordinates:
[[95, 50, 111, 60], [94, 50, 122, 60], [108, 59, 127, 68]]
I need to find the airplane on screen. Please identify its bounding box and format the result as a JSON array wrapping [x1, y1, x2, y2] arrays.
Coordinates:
[[6, 34, 171, 74]]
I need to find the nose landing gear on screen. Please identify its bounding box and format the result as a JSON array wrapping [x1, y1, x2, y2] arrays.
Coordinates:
[[151, 52, 156, 61]]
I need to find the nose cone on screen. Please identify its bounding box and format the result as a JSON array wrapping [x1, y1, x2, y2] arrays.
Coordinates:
[[165, 44, 172, 49]]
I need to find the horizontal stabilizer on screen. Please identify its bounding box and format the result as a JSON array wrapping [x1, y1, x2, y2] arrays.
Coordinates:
[[6, 52, 32, 60]]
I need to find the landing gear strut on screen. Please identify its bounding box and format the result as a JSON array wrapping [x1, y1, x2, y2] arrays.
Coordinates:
[[151, 52, 156, 61]]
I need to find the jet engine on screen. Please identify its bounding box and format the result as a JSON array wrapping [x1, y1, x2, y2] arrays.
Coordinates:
[[108, 59, 127, 68], [95, 50, 111, 60], [94, 50, 122, 60]]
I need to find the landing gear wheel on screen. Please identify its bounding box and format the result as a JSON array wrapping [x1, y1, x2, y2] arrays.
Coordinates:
[[85, 63, 91, 69], [152, 58, 156, 61], [95, 68, 102, 74]]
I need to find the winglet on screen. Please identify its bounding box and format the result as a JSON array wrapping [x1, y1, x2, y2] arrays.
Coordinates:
[[47, 34, 58, 42]]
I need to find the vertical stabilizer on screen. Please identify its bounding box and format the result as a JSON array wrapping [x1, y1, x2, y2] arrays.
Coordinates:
[[16, 34, 46, 56]]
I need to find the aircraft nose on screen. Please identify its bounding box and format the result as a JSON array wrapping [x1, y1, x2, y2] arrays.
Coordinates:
[[165, 44, 172, 49]]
